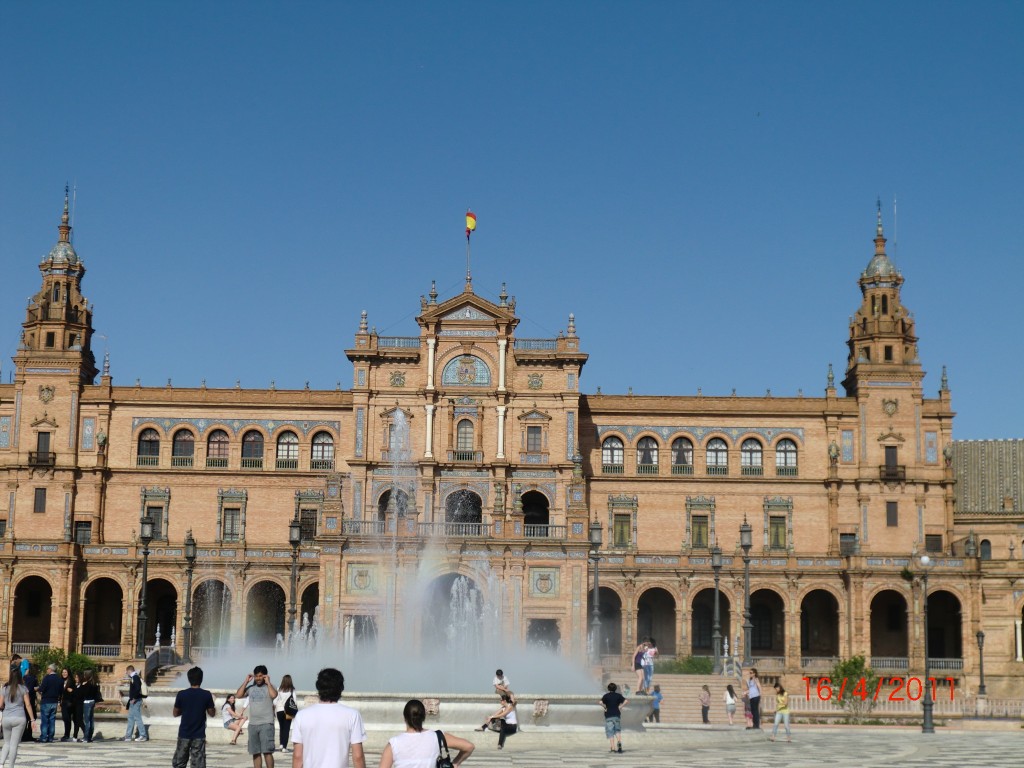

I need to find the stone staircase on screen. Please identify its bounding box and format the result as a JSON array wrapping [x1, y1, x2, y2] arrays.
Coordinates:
[[606, 671, 742, 725]]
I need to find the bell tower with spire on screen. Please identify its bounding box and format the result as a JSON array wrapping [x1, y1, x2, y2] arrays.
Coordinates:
[[13, 188, 98, 384], [841, 203, 922, 397]]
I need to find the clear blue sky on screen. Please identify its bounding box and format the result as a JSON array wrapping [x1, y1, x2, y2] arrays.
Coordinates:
[[1, 1, 1021, 439]]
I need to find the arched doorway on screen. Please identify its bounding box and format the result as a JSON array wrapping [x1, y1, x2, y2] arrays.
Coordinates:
[[800, 589, 840, 658], [445, 490, 482, 524], [82, 578, 123, 650], [422, 573, 488, 652], [301, 583, 320, 629], [870, 590, 908, 659], [522, 490, 550, 536], [587, 586, 622, 657], [193, 579, 232, 649], [246, 581, 286, 647], [12, 576, 52, 645], [377, 489, 411, 520], [145, 578, 178, 647], [750, 589, 785, 658], [690, 588, 732, 655], [637, 587, 677, 656], [927, 590, 963, 660]]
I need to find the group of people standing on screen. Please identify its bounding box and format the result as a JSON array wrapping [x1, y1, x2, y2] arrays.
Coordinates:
[[0, 658, 104, 767], [707, 668, 791, 741]]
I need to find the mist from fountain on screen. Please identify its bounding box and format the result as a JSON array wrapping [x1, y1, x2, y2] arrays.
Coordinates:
[[192, 410, 595, 695]]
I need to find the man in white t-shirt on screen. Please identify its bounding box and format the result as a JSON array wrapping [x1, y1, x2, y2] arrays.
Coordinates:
[[290, 668, 366, 768], [492, 669, 511, 696]]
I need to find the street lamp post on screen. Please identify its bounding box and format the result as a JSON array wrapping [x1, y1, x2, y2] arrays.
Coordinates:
[[589, 520, 603, 667], [740, 517, 753, 666], [288, 516, 302, 639], [182, 530, 197, 663], [976, 630, 987, 696], [135, 515, 154, 659], [920, 554, 935, 734], [711, 545, 723, 675]]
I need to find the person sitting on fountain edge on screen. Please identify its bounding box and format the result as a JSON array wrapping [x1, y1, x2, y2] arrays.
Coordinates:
[[492, 670, 511, 698]]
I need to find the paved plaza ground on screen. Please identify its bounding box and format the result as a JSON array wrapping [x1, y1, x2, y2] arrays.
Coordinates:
[[3, 726, 1020, 767]]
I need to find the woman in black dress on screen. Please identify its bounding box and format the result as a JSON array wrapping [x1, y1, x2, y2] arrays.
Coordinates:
[[60, 668, 75, 742]]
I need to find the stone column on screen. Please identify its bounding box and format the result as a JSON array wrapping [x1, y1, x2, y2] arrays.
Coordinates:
[[426, 338, 436, 389], [1016, 619, 1023, 662], [497, 339, 507, 391], [424, 404, 434, 458], [495, 406, 506, 459]]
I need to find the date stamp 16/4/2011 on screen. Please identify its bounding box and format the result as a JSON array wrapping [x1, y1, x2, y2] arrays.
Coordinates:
[[802, 677, 956, 702]]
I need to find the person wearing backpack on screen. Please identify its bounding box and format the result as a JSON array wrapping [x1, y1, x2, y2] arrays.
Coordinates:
[[273, 674, 299, 753], [122, 664, 149, 742]]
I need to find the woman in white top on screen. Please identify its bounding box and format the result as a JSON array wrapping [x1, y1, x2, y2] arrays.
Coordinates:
[[475, 693, 518, 750], [379, 699, 474, 768], [0, 666, 36, 765], [221, 693, 248, 745], [724, 683, 738, 725], [273, 673, 298, 753]]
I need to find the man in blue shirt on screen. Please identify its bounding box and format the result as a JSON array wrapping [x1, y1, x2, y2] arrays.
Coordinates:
[[37, 663, 63, 743], [172, 666, 216, 768]]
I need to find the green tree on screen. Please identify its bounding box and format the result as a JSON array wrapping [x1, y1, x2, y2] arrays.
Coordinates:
[[825, 655, 881, 723], [30, 648, 99, 679]]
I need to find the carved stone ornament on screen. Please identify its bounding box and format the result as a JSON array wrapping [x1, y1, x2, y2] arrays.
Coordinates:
[[527, 373, 543, 390], [38, 385, 55, 403], [389, 371, 406, 387], [882, 398, 898, 416]]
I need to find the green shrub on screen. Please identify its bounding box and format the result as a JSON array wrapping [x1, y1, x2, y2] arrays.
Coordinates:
[[825, 655, 881, 724], [31, 648, 99, 679]]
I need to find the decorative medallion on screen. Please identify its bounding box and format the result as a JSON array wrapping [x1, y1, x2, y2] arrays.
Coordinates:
[[456, 356, 478, 384], [38, 385, 55, 403], [527, 373, 543, 390], [389, 371, 406, 387], [882, 398, 898, 416], [529, 567, 560, 597], [441, 355, 491, 387]]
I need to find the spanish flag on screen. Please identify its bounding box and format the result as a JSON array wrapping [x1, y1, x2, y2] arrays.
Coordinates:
[[466, 210, 477, 239]]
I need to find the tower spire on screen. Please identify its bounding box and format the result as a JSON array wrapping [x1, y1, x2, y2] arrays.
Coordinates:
[[59, 184, 72, 244]]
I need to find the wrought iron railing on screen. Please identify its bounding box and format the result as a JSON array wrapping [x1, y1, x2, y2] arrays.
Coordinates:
[[636, 464, 659, 475], [29, 451, 55, 467], [276, 458, 299, 470], [602, 464, 624, 474], [776, 466, 798, 477], [206, 456, 228, 468], [514, 338, 558, 350], [879, 465, 906, 482], [706, 466, 728, 476], [378, 336, 421, 348], [171, 456, 194, 468], [311, 458, 335, 470], [241, 456, 264, 469], [741, 465, 763, 476], [524, 524, 567, 539], [671, 464, 693, 475]]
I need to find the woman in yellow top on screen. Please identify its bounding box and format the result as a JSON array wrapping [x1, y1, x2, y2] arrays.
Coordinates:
[[769, 682, 791, 742]]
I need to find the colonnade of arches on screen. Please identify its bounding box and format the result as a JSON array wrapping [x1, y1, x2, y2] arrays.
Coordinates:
[[374, 488, 552, 530], [585, 583, 967, 664]]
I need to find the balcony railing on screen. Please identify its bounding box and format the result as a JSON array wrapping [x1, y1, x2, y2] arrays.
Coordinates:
[[276, 458, 299, 470], [519, 452, 549, 464], [879, 465, 906, 482], [524, 524, 567, 538], [671, 464, 694, 475], [418, 522, 490, 537], [706, 466, 728, 476], [741, 465, 763, 476], [448, 450, 482, 463], [206, 456, 228, 468], [311, 458, 335, 471], [342, 520, 386, 535], [11, 643, 49, 656], [800, 656, 839, 671], [871, 656, 909, 670], [602, 464, 624, 474], [514, 338, 558, 350], [378, 336, 421, 348], [171, 455, 194, 468], [81, 644, 121, 658], [29, 451, 55, 467], [929, 657, 964, 671], [776, 466, 798, 477], [241, 456, 264, 469], [636, 464, 659, 475], [136, 454, 159, 467]]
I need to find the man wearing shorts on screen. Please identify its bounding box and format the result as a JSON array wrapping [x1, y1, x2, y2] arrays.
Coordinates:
[[600, 682, 628, 753], [236, 665, 278, 768]]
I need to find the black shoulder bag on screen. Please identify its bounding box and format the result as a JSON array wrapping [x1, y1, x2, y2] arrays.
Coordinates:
[[435, 730, 454, 768]]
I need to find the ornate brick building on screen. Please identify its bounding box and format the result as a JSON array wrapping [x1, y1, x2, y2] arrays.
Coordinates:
[[1, 195, 1021, 696]]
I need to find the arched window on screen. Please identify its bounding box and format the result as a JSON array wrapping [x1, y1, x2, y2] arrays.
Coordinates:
[[741, 438, 763, 475], [602, 437, 624, 473], [172, 430, 195, 467], [637, 437, 659, 474], [206, 429, 229, 467], [137, 428, 160, 466], [454, 420, 475, 461], [706, 438, 728, 475], [671, 438, 693, 475], [311, 432, 335, 470], [276, 431, 299, 469], [242, 430, 264, 469], [980, 539, 992, 560], [776, 439, 798, 476]]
